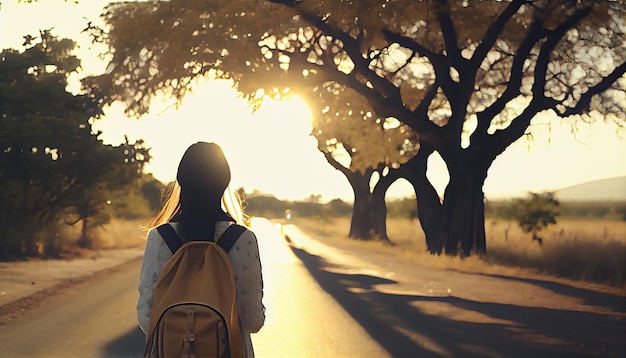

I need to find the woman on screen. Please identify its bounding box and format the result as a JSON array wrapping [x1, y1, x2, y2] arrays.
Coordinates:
[[137, 142, 265, 357]]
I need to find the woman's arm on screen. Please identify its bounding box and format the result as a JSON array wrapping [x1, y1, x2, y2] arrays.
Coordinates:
[[136, 229, 161, 334], [230, 229, 265, 333]]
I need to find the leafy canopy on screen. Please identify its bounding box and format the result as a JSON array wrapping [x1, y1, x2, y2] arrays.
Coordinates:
[[0, 31, 150, 255]]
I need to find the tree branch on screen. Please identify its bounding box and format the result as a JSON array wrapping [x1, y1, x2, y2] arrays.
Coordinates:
[[436, 0, 463, 68], [406, 82, 443, 148], [473, 20, 545, 138], [382, 30, 439, 69], [494, 6, 594, 151], [530, 6, 593, 102], [286, 45, 416, 126], [321, 147, 352, 177], [470, 0, 525, 70], [382, 30, 455, 96], [557, 61, 626, 117], [273, 1, 403, 105]]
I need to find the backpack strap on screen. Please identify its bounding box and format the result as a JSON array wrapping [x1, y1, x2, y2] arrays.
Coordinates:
[[217, 224, 247, 253], [157, 223, 246, 254], [156, 224, 183, 254]]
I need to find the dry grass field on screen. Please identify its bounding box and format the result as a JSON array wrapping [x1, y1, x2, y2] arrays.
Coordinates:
[[289, 217, 626, 290]]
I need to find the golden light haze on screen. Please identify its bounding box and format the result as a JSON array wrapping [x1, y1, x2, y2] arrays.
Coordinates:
[[91, 81, 360, 201], [2, 1, 625, 202]]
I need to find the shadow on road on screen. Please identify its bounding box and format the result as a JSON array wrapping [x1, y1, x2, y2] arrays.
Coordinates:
[[101, 326, 145, 358], [462, 272, 626, 313], [288, 244, 626, 358]]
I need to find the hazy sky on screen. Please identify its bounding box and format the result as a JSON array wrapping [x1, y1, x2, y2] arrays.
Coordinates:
[[2, 1, 625, 202]]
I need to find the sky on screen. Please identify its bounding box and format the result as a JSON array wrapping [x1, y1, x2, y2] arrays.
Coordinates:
[[2, 0, 625, 202]]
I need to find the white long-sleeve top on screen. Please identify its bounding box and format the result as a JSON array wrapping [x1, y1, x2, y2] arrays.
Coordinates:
[[137, 221, 265, 357]]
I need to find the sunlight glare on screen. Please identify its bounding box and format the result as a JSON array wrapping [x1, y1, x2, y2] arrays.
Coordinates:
[[92, 79, 354, 202]]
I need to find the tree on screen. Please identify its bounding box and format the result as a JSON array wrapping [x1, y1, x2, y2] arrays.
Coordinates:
[[512, 192, 560, 244], [312, 86, 419, 240], [0, 31, 150, 257], [86, 0, 626, 256], [66, 136, 151, 248]]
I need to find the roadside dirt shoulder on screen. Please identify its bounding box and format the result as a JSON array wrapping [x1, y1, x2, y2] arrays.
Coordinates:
[[0, 247, 145, 325]]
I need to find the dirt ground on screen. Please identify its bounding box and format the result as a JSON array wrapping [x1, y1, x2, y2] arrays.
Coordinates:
[[0, 248, 145, 326]]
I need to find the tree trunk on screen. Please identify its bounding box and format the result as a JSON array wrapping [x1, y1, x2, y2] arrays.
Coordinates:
[[319, 150, 396, 242], [77, 217, 92, 249], [348, 168, 397, 241], [370, 172, 398, 242], [319, 151, 376, 240], [370, 194, 387, 240], [441, 167, 488, 256], [348, 171, 373, 240], [400, 147, 490, 256], [399, 147, 446, 254]]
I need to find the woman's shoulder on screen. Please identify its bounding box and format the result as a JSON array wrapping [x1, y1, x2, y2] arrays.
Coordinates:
[[147, 222, 179, 233], [234, 225, 258, 247], [146, 223, 183, 246], [218, 222, 256, 240]]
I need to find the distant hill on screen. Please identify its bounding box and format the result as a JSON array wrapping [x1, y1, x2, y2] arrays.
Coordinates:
[[554, 176, 626, 201]]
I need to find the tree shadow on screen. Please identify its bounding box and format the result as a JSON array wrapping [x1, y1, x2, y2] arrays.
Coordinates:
[[289, 245, 626, 358], [100, 326, 145, 358], [455, 271, 626, 313]]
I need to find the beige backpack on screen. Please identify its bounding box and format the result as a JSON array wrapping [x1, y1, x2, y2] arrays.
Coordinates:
[[144, 223, 246, 358]]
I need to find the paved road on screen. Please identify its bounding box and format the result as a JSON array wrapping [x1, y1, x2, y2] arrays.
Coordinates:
[[0, 218, 388, 358], [251, 218, 388, 357]]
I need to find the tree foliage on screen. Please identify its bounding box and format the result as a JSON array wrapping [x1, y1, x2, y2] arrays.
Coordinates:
[[87, 0, 626, 256], [0, 31, 150, 257], [512, 192, 560, 240]]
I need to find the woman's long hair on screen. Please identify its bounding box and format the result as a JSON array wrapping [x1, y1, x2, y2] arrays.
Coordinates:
[[148, 181, 247, 229], [146, 142, 249, 240]]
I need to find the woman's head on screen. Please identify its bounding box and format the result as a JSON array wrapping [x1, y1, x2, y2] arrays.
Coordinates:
[[176, 142, 231, 216], [176, 142, 231, 200]]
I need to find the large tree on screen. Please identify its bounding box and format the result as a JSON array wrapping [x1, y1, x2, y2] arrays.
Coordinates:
[[0, 31, 150, 257], [86, 0, 626, 255]]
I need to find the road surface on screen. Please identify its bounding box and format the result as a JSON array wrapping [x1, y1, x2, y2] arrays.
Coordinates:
[[0, 218, 624, 357]]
